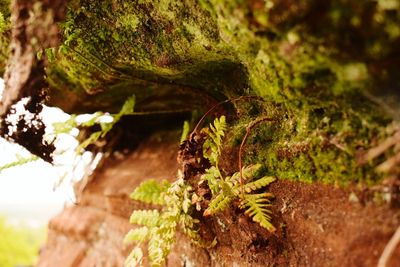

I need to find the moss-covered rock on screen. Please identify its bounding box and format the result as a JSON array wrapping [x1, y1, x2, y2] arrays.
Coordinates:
[[44, 0, 400, 185]]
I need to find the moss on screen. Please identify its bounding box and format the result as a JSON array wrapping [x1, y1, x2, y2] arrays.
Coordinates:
[[44, 0, 399, 185], [0, 0, 10, 76]]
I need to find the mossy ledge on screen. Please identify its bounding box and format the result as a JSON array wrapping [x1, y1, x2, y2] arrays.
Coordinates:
[[41, 0, 400, 185]]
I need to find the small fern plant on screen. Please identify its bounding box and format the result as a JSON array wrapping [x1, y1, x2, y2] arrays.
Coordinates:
[[200, 116, 276, 232], [53, 95, 136, 151], [125, 176, 212, 267]]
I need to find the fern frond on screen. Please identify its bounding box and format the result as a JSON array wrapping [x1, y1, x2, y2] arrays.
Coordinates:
[[148, 235, 166, 267], [114, 95, 136, 122], [52, 115, 78, 134], [241, 193, 275, 232], [244, 176, 275, 193], [129, 179, 170, 205], [129, 210, 160, 227], [124, 247, 143, 267], [180, 120, 190, 144], [204, 192, 234, 216], [200, 166, 221, 195], [149, 225, 176, 267], [0, 155, 39, 173], [123, 227, 149, 245], [203, 115, 227, 165], [228, 164, 262, 185]]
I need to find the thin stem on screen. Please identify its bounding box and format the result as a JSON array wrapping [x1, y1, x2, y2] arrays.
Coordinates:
[[191, 95, 264, 137], [238, 117, 274, 198]]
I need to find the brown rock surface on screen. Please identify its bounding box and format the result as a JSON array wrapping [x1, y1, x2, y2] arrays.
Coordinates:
[[37, 131, 400, 267], [37, 132, 210, 267]]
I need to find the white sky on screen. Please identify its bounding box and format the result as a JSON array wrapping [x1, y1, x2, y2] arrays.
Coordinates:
[[0, 78, 90, 227]]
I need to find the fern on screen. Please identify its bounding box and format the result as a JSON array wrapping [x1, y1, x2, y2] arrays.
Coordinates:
[[240, 193, 275, 232], [200, 166, 221, 195], [0, 154, 39, 173], [129, 210, 160, 227], [204, 192, 235, 216], [125, 116, 276, 266], [200, 120, 276, 231], [129, 179, 170, 205], [52, 95, 135, 152], [203, 115, 227, 165], [125, 247, 143, 267], [125, 177, 211, 267], [180, 120, 190, 144], [124, 227, 149, 245], [244, 176, 276, 193]]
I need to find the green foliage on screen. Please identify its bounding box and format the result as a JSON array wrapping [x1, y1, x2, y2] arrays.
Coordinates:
[[0, 1, 10, 75], [0, 12, 5, 33], [201, 117, 276, 231], [0, 154, 39, 173], [53, 95, 135, 152], [180, 120, 190, 144], [203, 115, 227, 166], [129, 179, 170, 206], [0, 217, 46, 267], [125, 116, 276, 266], [240, 193, 274, 231], [126, 178, 209, 267], [202, 164, 276, 232]]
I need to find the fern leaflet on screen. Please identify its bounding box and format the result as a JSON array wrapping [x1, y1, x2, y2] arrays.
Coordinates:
[[129, 210, 160, 227], [203, 115, 227, 165], [129, 179, 170, 205], [124, 247, 143, 267], [240, 193, 275, 232], [124, 227, 149, 245], [200, 166, 221, 195], [244, 176, 275, 193]]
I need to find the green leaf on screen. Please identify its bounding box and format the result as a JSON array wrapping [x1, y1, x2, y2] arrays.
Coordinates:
[[52, 115, 77, 134], [244, 176, 275, 193], [200, 166, 221, 195], [0, 12, 5, 33], [180, 120, 190, 144], [241, 193, 275, 232], [203, 116, 227, 165], [130, 180, 170, 205], [123, 227, 149, 245], [0, 155, 39, 173], [124, 247, 143, 267], [129, 210, 160, 227], [204, 192, 234, 216]]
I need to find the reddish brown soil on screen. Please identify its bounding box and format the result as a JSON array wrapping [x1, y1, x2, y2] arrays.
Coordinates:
[[38, 131, 400, 267]]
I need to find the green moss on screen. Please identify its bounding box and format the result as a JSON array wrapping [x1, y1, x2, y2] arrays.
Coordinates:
[[45, 0, 399, 185], [0, 0, 10, 76]]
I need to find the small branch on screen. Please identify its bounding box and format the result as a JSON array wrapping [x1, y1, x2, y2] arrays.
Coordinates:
[[238, 117, 274, 197], [378, 226, 400, 267]]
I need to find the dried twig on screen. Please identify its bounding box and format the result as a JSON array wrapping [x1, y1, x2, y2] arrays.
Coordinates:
[[378, 226, 400, 267], [361, 131, 400, 163]]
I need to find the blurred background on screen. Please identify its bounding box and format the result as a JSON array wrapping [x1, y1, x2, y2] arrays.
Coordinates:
[[0, 78, 82, 267]]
